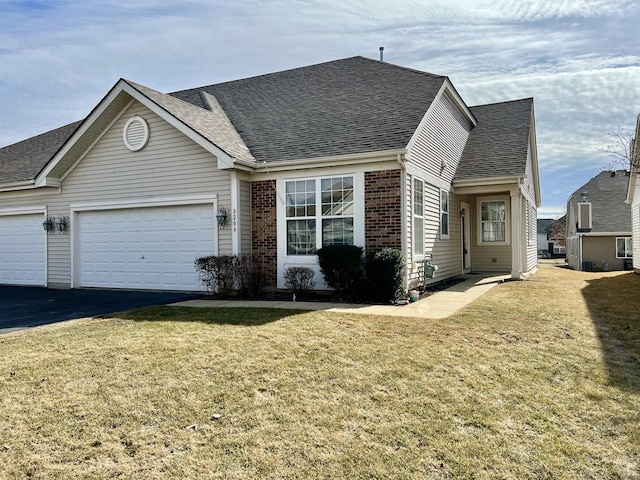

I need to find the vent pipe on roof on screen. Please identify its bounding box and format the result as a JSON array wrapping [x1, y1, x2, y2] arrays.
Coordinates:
[[379, 46, 384, 62]]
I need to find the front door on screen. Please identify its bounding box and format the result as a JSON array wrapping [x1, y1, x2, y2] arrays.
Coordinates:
[[461, 201, 471, 273]]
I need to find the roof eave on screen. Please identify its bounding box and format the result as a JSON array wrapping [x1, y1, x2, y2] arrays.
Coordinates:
[[248, 148, 406, 173]]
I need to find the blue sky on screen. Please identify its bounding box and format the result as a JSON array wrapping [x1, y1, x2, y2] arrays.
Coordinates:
[[1, 0, 639, 217]]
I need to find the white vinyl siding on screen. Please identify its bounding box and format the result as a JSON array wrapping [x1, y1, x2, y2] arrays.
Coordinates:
[[413, 178, 425, 257], [0, 101, 232, 288], [408, 94, 472, 182]]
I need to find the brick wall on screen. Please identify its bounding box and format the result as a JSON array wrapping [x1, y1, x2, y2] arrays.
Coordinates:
[[251, 180, 278, 287], [365, 170, 402, 251]]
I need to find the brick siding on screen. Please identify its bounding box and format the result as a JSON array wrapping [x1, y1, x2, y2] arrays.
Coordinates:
[[251, 180, 278, 286], [365, 170, 402, 251]]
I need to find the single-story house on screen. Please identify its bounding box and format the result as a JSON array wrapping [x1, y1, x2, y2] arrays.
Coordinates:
[[0, 56, 540, 292], [566, 170, 632, 271], [625, 114, 640, 273]]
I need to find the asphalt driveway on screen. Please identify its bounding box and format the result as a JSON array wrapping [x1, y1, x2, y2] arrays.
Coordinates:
[[0, 286, 201, 334]]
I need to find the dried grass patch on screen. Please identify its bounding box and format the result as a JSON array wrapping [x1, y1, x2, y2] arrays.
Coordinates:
[[0, 266, 638, 479]]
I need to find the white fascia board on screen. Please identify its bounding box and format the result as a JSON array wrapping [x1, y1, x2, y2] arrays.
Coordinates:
[[36, 80, 132, 185], [0, 180, 38, 192], [529, 105, 542, 207], [454, 176, 522, 195], [246, 149, 405, 174]]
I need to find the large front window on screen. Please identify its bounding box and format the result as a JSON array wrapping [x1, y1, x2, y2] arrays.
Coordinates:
[[286, 176, 354, 255], [481, 200, 506, 242]]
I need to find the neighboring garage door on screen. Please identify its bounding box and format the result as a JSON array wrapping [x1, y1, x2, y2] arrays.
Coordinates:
[[78, 204, 216, 291], [0, 213, 46, 286]]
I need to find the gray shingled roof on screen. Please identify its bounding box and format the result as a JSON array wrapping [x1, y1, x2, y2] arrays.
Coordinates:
[[455, 98, 533, 180], [126, 80, 255, 162], [569, 170, 632, 233], [0, 121, 81, 185], [170, 56, 446, 163]]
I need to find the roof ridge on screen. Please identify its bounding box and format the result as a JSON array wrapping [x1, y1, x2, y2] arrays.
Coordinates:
[[170, 56, 444, 96], [470, 97, 533, 109]]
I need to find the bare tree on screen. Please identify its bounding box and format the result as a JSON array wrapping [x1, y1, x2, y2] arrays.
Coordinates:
[[597, 126, 634, 170]]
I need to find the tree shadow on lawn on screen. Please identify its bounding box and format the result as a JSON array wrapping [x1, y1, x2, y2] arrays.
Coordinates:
[[582, 273, 640, 393], [102, 306, 311, 327]]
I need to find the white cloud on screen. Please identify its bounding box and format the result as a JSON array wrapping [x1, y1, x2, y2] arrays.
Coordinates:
[[0, 0, 639, 215]]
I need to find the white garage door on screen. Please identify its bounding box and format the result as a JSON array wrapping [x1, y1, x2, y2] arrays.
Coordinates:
[[0, 213, 46, 286], [78, 204, 216, 291]]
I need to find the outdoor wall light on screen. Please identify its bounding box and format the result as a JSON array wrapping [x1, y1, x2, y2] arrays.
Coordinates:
[[459, 208, 465, 217], [55, 216, 69, 232], [580, 191, 588, 202], [216, 207, 228, 229], [42, 217, 54, 233]]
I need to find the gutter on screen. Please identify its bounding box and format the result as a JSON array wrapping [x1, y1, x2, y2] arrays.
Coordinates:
[[237, 148, 407, 173]]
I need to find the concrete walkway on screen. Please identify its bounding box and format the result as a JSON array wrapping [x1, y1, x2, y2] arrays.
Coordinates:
[[170, 273, 510, 319]]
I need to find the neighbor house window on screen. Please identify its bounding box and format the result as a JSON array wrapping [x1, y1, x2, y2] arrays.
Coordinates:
[[440, 189, 449, 239], [480, 199, 507, 243], [285, 176, 354, 255], [413, 178, 424, 256], [616, 237, 633, 258]]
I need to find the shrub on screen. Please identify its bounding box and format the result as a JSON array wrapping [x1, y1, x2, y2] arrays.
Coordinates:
[[365, 247, 405, 303], [194, 255, 235, 296], [284, 266, 316, 298], [316, 245, 364, 300], [234, 254, 265, 299]]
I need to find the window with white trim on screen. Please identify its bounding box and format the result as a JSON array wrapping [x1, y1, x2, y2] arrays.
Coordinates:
[[440, 189, 449, 239], [413, 178, 424, 256], [285, 176, 354, 255], [480, 199, 507, 243], [616, 237, 633, 258]]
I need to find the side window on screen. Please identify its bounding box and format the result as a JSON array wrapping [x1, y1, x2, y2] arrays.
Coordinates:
[[440, 189, 449, 239], [480, 199, 507, 243], [413, 178, 424, 256]]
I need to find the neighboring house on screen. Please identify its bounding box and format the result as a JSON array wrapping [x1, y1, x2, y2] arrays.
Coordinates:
[[548, 215, 566, 257], [0, 56, 541, 292], [537, 218, 554, 256], [566, 170, 632, 271], [625, 114, 640, 273]]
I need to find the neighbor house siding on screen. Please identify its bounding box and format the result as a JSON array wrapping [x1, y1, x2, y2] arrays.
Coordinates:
[[632, 179, 640, 272], [582, 236, 626, 271], [26, 101, 231, 287]]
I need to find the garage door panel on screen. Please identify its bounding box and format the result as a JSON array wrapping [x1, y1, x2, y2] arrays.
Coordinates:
[[0, 213, 46, 286], [79, 204, 215, 291]]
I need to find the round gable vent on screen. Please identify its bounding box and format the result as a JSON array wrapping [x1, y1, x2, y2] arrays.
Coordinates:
[[123, 116, 149, 151]]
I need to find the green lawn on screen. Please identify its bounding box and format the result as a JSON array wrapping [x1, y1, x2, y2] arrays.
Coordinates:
[[0, 266, 638, 479]]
